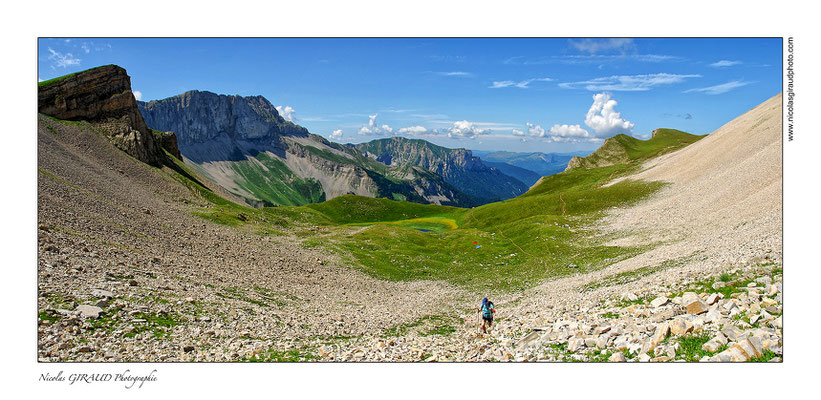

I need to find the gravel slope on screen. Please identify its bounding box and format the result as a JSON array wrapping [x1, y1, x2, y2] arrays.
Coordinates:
[[37, 116, 466, 362]]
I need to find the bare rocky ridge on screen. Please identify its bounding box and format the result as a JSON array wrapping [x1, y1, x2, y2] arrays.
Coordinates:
[[138, 91, 473, 207], [37, 85, 782, 362]]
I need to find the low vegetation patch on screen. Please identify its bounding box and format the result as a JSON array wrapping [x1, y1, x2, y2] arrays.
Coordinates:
[[244, 347, 318, 362]]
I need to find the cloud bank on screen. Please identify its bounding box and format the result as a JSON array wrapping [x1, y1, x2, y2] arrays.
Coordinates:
[[559, 73, 701, 91]]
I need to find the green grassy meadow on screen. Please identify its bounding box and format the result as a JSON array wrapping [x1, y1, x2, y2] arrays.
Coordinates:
[[180, 129, 704, 293]]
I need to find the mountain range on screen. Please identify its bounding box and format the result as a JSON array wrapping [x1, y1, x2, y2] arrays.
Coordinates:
[[353, 137, 528, 204], [138, 91, 485, 208], [138, 91, 529, 208]]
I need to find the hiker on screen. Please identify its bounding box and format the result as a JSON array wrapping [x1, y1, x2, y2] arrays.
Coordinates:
[[479, 297, 495, 333]]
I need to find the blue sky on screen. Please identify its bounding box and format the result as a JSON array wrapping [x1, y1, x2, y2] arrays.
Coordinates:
[[38, 38, 782, 153]]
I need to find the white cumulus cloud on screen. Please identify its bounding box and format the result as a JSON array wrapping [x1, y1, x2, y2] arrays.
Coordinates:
[[397, 125, 436, 136], [584, 93, 635, 137], [276, 105, 297, 122], [132, 90, 142, 101], [445, 120, 489, 139], [358, 114, 394, 136], [330, 129, 343, 140], [512, 129, 524, 136], [548, 124, 593, 142], [526, 122, 546, 137]]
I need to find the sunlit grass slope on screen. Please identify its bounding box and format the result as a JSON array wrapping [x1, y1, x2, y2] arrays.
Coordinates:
[[187, 129, 704, 292]]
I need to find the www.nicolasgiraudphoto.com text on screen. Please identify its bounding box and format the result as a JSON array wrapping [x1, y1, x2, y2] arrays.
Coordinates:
[[787, 36, 794, 141]]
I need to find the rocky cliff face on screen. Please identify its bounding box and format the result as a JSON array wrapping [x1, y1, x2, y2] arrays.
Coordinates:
[[139, 91, 308, 148], [38, 65, 171, 166], [138, 92, 474, 207], [355, 137, 528, 204]]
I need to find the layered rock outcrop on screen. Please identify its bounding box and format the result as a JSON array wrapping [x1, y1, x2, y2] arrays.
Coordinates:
[[38, 65, 173, 166], [138, 91, 308, 148]]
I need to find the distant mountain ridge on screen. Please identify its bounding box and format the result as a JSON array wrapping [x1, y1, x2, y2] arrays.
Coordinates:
[[353, 137, 529, 204], [475, 150, 587, 177], [138, 91, 475, 207], [481, 161, 542, 187]]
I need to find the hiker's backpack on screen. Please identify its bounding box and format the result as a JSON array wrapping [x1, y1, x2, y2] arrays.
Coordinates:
[[482, 301, 494, 318]]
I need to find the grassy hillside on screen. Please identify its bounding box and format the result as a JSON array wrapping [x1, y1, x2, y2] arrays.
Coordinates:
[[306, 195, 466, 225], [227, 152, 326, 207], [567, 129, 703, 170]]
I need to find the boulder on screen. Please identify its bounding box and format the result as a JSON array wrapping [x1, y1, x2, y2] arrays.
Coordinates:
[[640, 341, 656, 355], [726, 347, 749, 362], [702, 339, 723, 353], [649, 309, 680, 323], [596, 334, 611, 349], [567, 338, 585, 352], [711, 351, 733, 362], [722, 325, 744, 342], [594, 324, 611, 335], [652, 323, 670, 345], [90, 289, 114, 298], [743, 337, 764, 358], [75, 304, 103, 319], [608, 352, 626, 362], [669, 318, 694, 336], [682, 297, 708, 314], [650, 296, 669, 308]]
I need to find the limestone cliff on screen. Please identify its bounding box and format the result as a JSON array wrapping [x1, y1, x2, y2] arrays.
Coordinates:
[[138, 91, 474, 207], [139, 91, 308, 148], [38, 65, 175, 166]]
